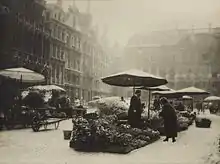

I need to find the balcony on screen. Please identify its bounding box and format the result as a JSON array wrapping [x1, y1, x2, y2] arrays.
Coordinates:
[[51, 55, 65, 63], [65, 67, 82, 74], [16, 15, 49, 38]]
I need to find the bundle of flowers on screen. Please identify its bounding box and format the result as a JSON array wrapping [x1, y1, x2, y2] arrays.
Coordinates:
[[177, 116, 190, 131], [70, 116, 160, 154], [88, 97, 129, 117]]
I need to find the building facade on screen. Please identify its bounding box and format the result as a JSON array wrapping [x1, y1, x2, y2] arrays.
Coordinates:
[[45, 1, 112, 101], [124, 28, 220, 95], [45, 2, 83, 101], [0, 0, 50, 82]]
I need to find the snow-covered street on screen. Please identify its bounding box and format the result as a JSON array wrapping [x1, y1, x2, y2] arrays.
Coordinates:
[[0, 112, 220, 164]]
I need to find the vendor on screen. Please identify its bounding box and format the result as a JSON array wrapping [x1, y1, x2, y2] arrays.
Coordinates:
[[153, 98, 160, 111], [128, 90, 142, 128]]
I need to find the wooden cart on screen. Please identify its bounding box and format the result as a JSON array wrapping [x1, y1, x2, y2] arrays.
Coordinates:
[[31, 115, 66, 132]]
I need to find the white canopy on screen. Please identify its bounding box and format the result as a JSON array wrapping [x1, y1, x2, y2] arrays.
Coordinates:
[[28, 85, 66, 92], [204, 96, 220, 101], [182, 95, 193, 100], [0, 67, 45, 83], [176, 86, 209, 95]]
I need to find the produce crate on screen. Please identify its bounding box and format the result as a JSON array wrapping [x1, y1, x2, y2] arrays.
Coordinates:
[[195, 118, 211, 128]]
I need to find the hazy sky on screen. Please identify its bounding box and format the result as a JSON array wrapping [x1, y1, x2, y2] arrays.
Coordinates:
[[46, 0, 220, 45]]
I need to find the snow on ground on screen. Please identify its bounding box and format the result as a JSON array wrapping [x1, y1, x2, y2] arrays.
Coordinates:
[[0, 110, 220, 164]]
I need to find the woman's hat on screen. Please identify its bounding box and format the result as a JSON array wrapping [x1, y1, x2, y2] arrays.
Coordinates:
[[160, 97, 168, 104], [135, 90, 141, 94]]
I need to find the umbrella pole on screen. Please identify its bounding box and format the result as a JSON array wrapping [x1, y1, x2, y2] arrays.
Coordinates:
[[148, 90, 151, 119], [19, 75, 22, 109]]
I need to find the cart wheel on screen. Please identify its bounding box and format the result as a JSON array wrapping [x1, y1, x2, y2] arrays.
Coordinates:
[[44, 124, 48, 129], [32, 123, 40, 132], [32, 117, 41, 132], [55, 122, 60, 129]]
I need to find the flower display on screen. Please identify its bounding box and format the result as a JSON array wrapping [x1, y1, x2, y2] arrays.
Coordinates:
[[88, 97, 129, 117], [70, 115, 160, 153]]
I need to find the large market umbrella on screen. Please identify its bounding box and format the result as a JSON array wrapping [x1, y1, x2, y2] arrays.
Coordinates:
[[176, 87, 209, 111], [28, 85, 66, 92], [101, 69, 168, 88], [0, 67, 45, 83], [102, 69, 168, 119], [152, 89, 179, 99], [152, 89, 176, 95], [175, 86, 210, 95], [204, 96, 220, 102]]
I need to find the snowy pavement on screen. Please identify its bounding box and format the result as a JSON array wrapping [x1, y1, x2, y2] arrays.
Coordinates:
[[0, 111, 220, 164]]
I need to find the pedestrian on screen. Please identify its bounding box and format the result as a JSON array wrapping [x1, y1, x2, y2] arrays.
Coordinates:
[[196, 102, 203, 114], [128, 90, 142, 128], [153, 98, 160, 111], [121, 96, 125, 102], [159, 97, 178, 143]]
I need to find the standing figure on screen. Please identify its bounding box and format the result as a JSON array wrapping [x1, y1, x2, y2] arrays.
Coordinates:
[[159, 97, 178, 143], [128, 90, 142, 128], [153, 98, 160, 111], [121, 96, 125, 102], [196, 102, 203, 114]]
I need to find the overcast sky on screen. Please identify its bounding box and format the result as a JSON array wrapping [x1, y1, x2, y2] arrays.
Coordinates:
[[46, 0, 220, 45]]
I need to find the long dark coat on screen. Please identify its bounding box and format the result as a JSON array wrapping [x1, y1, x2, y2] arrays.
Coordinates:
[[128, 95, 142, 127], [159, 103, 178, 138]]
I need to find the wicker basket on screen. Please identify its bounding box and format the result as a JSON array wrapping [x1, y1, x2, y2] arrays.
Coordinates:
[[195, 118, 211, 128]]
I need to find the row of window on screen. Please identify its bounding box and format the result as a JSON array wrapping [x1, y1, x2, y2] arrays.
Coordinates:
[[51, 64, 64, 85], [50, 24, 105, 59], [51, 24, 81, 50], [51, 43, 64, 60], [65, 71, 80, 85], [65, 54, 81, 71]]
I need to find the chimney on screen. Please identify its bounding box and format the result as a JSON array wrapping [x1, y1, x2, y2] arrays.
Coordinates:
[[57, 0, 62, 7]]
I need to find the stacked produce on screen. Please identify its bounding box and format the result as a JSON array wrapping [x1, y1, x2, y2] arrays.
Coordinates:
[[70, 115, 160, 154]]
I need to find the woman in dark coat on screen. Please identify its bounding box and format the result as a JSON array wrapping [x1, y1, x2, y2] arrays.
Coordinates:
[[128, 90, 142, 128], [159, 97, 178, 142]]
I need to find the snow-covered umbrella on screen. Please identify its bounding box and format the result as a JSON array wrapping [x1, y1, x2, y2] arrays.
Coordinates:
[[102, 69, 168, 119], [28, 85, 66, 92], [101, 69, 168, 88], [176, 87, 209, 111], [175, 86, 209, 96], [138, 85, 171, 91], [182, 95, 193, 100], [204, 96, 220, 102], [152, 89, 176, 95], [0, 67, 45, 83]]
